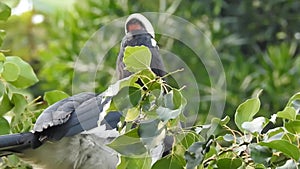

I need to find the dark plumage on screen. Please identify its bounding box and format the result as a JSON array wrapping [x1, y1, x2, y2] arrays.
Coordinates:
[[116, 22, 166, 80], [0, 13, 171, 169]]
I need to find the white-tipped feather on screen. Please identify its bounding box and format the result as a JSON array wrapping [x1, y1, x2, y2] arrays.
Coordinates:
[[125, 13, 155, 38]]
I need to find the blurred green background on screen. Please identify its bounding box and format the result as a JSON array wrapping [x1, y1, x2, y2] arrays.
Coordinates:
[[1, 0, 300, 126]]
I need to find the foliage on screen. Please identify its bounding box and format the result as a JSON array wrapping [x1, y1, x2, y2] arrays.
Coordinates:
[[106, 45, 300, 168], [1, 0, 300, 168]]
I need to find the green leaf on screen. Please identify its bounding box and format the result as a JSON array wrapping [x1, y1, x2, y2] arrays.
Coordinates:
[[211, 116, 230, 126], [5, 56, 39, 88], [125, 107, 140, 121], [216, 158, 242, 169], [0, 52, 5, 61], [107, 128, 147, 156], [11, 93, 28, 115], [234, 96, 261, 131], [152, 154, 185, 169], [0, 93, 14, 116], [0, 2, 11, 21], [277, 107, 296, 121], [157, 107, 181, 122], [44, 90, 69, 105], [0, 116, 10, 134], [249, 144, 272, 166], [1, 62, 20, 81], [128, 86, 141, 107], [259, 140, 300, 160], [286, 92, 300, 107], [117, 155, 151, 169], [284, 120, 300, 134], [177, 132, 202, 150], [0, 30, 5, 47], [123, 46, 151, 73]]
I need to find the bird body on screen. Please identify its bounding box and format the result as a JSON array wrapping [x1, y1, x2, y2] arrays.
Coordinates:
[[0, 13, 168, 169], [1, 93, 120, 169]]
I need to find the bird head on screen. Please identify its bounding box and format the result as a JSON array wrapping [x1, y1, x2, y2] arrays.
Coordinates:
[[125, 13, 155, 38]]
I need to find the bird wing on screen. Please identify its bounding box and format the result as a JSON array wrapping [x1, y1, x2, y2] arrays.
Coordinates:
[[33, 92, 96, 132], [32, 92, 121, 142]]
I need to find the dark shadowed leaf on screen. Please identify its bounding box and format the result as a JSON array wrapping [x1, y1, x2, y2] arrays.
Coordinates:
[[184, 142, 205, 169], [0, 116, 10, 134], [0, 2, 11, 21], [0, 93, 13, 116], [216, 158, 242, 169], [249, 144, 272, 166]]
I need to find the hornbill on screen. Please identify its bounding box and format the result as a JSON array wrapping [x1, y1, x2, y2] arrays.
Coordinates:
[[116, 13, 166, 79], [0, 13, 169, 169]]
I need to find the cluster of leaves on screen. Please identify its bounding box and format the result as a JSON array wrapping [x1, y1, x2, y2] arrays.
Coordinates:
[[0, 3, 36, 168], [100, 46, 300, 169], [193, 91, 300, 169], [97, 46, 185, 168], [0, 3, 70, 168], [0, 2, 39, 135]]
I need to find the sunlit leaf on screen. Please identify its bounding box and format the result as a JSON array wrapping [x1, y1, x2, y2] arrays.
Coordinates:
[[4, 57, 39, 88], [235, 96, 261, 131], [125, 107, 140, 121], [277, 106, 296, 121], [286, 92, 300, 107], [211, 116, 230, 126], [117, 155, 151, 169], [284, 120, 300, 134], [44, 90, 69, 105], [123, 46, 151, 73], [152, 154, 185, 169], [176, 132, 202, 150], [1, 62, 20, 82], [259, 140, 300, 160], [0, 52, 5, 61]]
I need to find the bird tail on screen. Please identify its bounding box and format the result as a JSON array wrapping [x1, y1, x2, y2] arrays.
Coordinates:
[[0, 132, 35, 157]]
